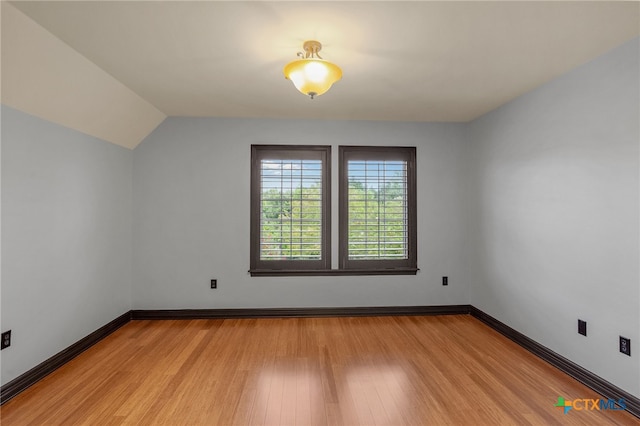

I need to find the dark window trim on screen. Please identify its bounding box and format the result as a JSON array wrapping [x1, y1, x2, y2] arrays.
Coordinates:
[[338, 146, 417, 271], [249, 268, 418, 277], [250, 145, 418, 277], [249, 145, 331, 272]]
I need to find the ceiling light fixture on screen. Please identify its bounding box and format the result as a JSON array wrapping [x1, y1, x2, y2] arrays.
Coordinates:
[[283, 40, 342, 99]]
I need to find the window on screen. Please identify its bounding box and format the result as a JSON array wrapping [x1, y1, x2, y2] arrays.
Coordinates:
[[250, 145, 416, 276], [339, 146, 417, 272], [250, 145, 330, 273]]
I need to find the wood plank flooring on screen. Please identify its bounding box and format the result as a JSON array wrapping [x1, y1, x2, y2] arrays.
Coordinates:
[[1, 315, 637, 425]]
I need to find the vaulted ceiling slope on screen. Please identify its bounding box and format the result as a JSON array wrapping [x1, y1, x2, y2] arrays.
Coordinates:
[[1, 3, 166, 149], [3, 1, 639, 149]]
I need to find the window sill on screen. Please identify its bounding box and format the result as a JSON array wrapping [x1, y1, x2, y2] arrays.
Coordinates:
[[249, 268, 419, 277]]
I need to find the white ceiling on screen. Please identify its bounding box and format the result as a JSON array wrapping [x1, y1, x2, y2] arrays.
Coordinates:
[[4, 1, 640, 147]]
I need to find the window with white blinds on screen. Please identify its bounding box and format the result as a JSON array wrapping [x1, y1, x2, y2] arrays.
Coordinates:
[[250, 145, 330, 272], [346, 159, 408, 260], [260, 158, 323, 260], [339, 146, 417, 271]]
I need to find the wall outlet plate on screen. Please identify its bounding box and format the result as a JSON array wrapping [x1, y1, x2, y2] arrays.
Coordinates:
[[1, 330, 11, 350], [578, 319, 587, 336], [442, 276, 448, 286], [620, 336, 631, 356], [211, 279, 217, 289]]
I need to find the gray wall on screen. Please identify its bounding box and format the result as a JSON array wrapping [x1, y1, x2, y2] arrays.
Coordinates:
[[133, 119, 470, 309], [467, 37, 639, 396], [1, 106, 133, 385]]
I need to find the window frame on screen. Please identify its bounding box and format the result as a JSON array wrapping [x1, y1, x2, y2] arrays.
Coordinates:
[[249, 145, 331, 275], [338, 146, 417, 273]]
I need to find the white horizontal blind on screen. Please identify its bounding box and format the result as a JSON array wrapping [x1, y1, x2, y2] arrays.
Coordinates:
[[347, 160, 408, 260], [260, 159, 323, 260]]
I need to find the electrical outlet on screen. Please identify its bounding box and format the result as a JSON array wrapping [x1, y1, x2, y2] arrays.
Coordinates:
[[578, 320, 587, 336], [210, 279, 217, 289], [1, 330, 11, 350], [442, 276, 448, 286], [620, 336, 631, 356]]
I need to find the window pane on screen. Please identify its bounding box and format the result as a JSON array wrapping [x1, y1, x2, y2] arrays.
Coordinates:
[[260, 159, 323, 260], [347, 160, 408, 260]]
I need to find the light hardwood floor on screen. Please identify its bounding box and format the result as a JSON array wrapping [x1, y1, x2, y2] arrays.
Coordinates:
[[1, 315, 637, 425]]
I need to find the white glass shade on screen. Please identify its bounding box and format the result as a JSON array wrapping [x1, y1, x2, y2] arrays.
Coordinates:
[[283, 59, 342, 98]]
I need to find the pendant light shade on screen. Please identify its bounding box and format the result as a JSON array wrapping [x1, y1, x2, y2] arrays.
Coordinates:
[[283, 41, 342, 99]]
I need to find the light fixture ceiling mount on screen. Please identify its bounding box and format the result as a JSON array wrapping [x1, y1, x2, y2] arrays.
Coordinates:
[[299, 40, 323, 58], [283, 40, 342, 99]]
